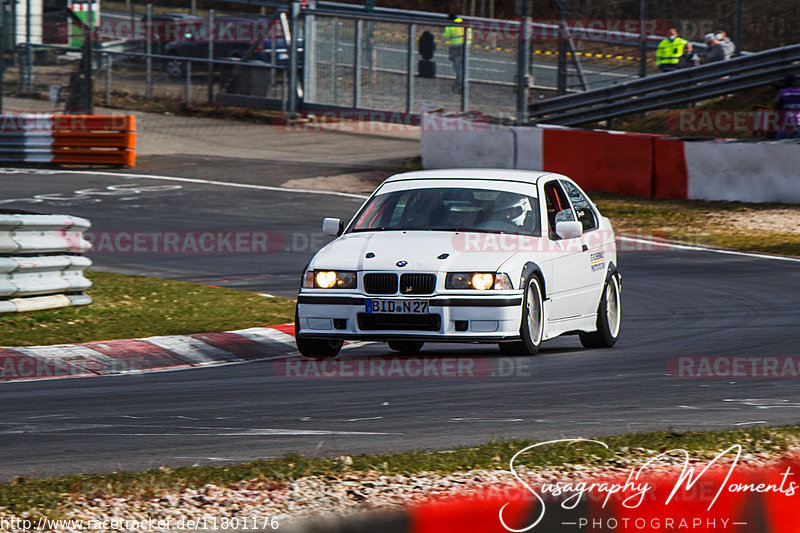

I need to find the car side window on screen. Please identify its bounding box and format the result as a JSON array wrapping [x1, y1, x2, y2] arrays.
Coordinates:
[[543, 180, 575, 239], [561, 180, 597, 232]]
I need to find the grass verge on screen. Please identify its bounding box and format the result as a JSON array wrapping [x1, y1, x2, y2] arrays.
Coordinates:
[[2, 425, 799, 516], [593, 193, 800, 257], [0, 271, 295, 347]]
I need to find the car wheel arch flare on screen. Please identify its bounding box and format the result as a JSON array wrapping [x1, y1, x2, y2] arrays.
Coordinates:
[[520, 262, 547, 299]]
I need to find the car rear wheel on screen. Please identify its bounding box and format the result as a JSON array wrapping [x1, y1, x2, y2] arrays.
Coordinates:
[[579, 273, 621, 349], [387, 341, 424, 354], [166, 56, 184, 78], [294, 306, 343, 359], [498, 275, 544, 356]]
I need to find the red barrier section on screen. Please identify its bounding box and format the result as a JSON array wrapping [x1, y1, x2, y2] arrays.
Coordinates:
[[652, 137, 688, 199], [409, 490, 532, 533], [85, 339, 190, 371], [542, 129, 655, 197], [190, 332, 277, 360], [271, 323, 296, 336]]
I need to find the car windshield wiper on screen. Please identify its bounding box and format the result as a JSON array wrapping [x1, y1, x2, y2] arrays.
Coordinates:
[[350, 226, 396, 233]]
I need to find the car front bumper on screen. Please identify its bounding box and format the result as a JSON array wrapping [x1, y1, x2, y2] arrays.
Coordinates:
[[296, 293, 524, 343]]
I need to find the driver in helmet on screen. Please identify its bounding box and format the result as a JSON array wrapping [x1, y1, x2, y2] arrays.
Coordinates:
[[493, 194, 532, 230]]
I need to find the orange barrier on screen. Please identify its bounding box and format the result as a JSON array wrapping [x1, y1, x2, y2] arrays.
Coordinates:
[[52, 114, 136, 133], [0, 114, 136, 167], [53, 132, 137, 149], [52, 149, 136, 167], [51, 114, 136, 167], [542, 129, 655, 197]]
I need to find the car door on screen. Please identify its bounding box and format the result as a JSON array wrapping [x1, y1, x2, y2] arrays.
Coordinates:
[[560, 179, 607, 316], [541, 179, 586, 320]]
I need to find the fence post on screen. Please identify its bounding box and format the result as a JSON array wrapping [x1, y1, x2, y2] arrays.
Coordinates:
[[105, 52, 111, 105], [0, 9, 4, 113], [185, 59, 192, 106], [145, 3, 152, 99], [460, 26, 469, 111], [303, 0, 317, 103], [207, 9, 215, 105], [288, 1, 299, 111], [733, 0, 742, 57], [331, 20, 339, 103], [84, 3, 93, 113], [270, 22, 277, 97], [25, 0, 31, 90], [406, 23, 415, 115], [353, 18, 362, 108], [639, 0, 647, 77], [516, 17, 531, 124]]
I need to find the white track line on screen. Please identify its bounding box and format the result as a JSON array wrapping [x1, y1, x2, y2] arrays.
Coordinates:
[[1, 168, 370, 199], [618, 235, 800, 263]]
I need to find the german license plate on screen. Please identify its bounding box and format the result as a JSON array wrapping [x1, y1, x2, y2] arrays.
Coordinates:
[[366, 299, 429, 314]]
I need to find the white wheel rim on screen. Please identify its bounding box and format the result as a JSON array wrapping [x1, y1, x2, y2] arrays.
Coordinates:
[[526, 280, 543, 345], [606, 276, 621, 338]]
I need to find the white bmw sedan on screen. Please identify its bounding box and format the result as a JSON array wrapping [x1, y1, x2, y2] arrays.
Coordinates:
[[295, 169, 620, 358]]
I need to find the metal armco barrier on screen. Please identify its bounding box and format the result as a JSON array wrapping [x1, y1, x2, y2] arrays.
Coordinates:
[[0, 214, 93, 314], [0, 114, 136, 167], [528, 43, 800, 126]]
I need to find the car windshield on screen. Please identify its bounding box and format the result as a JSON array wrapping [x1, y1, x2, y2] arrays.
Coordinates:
[[350, 187, 540, 235]]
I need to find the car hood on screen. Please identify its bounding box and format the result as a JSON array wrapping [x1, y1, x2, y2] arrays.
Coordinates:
[[310, 231, 536, 273]]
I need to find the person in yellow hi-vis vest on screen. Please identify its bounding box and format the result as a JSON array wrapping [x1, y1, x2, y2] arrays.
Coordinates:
[[443, 14, 473, 90], [656, 28, 687, 72]]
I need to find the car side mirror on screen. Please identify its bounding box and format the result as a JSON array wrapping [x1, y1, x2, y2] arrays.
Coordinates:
[[556, 220, 583, 240], [322, 217, 343, 236]]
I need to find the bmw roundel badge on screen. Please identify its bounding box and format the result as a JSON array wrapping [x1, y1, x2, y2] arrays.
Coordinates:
[[396, 260, 408, 267]]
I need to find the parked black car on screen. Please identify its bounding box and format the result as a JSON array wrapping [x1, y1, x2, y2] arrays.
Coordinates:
[[163, 15, 303, 78]]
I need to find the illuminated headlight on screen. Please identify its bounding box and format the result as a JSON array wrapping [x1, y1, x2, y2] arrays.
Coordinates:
[[446, 272, 512, 290], [278, 52, 288, 60], [304, 270, 357, 289]]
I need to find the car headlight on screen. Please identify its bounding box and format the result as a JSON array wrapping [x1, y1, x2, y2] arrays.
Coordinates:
[[446, 272, 513, 290], [303, 270, 357, 289]]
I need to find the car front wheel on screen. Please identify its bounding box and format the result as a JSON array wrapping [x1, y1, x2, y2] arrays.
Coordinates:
[[498, 275, 544, 356], [579, 272, 621, 349], [294, 306, 343, 359]]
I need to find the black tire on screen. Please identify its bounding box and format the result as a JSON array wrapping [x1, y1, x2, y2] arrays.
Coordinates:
[[580, 273, 621, 349], [294, 306, 343, 359], [498, 275, 544, 356], [387, 341, 424, 354]]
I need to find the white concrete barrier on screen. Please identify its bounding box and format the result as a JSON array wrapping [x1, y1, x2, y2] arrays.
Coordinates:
[[420, 113, 515, 169], [685, 140, 800, 203], [0, 213, 93, 313], [511, 126, 544, 170]]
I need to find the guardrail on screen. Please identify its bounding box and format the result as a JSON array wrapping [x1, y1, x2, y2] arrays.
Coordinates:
[[0, 214, 93, 314], [0, 114, 137, 166], [529, 43, 800, 126]]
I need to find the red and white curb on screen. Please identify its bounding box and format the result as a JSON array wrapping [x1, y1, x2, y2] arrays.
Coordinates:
[[0, 324, 300, 382]]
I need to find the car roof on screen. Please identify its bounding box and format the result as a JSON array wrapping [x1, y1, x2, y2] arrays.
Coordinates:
[[384, 169, 559, 184]]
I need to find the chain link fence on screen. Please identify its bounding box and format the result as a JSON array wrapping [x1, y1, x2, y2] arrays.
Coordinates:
[[1, 0, 797, 121]]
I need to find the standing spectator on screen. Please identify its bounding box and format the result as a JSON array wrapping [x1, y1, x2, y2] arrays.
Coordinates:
[[678, 43, 700, 68], [443, 14, 472, 91], [714, 29, 736, 59], [775, 74, 800, 139], [656, 28, 687, 72], [701, 33, 726, 63]]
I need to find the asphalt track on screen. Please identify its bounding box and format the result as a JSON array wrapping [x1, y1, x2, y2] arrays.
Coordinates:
[[2, 169, 800, 479]]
